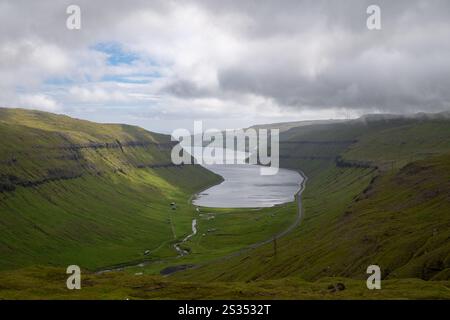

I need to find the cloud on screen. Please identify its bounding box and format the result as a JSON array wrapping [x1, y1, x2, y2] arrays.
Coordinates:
[[1, 0, 450, 131], [18, 94, 60, 111], [68, 86, 130, 103]]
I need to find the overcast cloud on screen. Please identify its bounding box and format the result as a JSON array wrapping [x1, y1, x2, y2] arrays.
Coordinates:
[[1, 0, 449, 132]]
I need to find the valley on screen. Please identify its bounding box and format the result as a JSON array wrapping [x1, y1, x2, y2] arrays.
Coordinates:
[[0, 108, 449, 299]]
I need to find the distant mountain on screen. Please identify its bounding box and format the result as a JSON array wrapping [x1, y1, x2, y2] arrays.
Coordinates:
[[354, 110, 450, 122], [249, 111, 450, 132], [249, 119, 347, 133]]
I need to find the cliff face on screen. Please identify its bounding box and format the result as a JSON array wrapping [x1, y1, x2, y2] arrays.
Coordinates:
[[0, 108, 181, 190]]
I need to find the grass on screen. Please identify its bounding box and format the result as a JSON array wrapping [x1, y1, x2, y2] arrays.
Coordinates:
[[342, 120, 450, 169], [119, 202, 298, 275], [171, 116, 450, 291], [0, 108, 222, 270], [0, 157, 223, 270], [0, 108, 300, 298], [0, 108, 449, 299], [174, 165, 377, 282], [0, 266, 449, 300]]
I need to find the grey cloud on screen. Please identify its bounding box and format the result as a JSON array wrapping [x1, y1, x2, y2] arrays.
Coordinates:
[[162, 79, 213, 99], [1, 0, 450, 125], [195, 0, 450, 113]]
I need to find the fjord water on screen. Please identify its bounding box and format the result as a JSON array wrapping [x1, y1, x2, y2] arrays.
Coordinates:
[[193, 164, 303, 208], [187, 146, 303, 208]]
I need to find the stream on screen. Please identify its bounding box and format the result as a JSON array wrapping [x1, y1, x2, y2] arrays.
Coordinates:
[[173, 219, 197, 257]]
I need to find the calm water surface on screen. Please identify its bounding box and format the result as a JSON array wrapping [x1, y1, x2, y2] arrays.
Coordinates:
[[193, 163, 303, 208]]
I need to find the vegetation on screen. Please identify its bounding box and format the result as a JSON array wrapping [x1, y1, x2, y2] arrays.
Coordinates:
[[0, 108, 223, 270], [173, 114, 450, 295], [1, 266, 449, 300], [0, 108, 449, 299]]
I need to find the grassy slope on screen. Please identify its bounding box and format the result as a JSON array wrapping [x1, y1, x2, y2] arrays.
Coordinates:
[[0, 108, 300, 299], [0, 108, 222, 270], [174, 116, 450, 288], [0, 108, 171, 185], [1, 266, 449, 300], [1, 110, 449, 299], [0, 167, 219, 270]]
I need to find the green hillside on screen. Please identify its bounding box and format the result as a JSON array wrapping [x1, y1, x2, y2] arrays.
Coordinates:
[[175, 114, 450, 287], [0, 108, 222, 270], [0, 109, 449, 299], [1, 266, 449, 300]]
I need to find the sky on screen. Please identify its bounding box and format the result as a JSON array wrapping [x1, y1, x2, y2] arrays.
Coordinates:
[[1, 0, 450, 133]]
